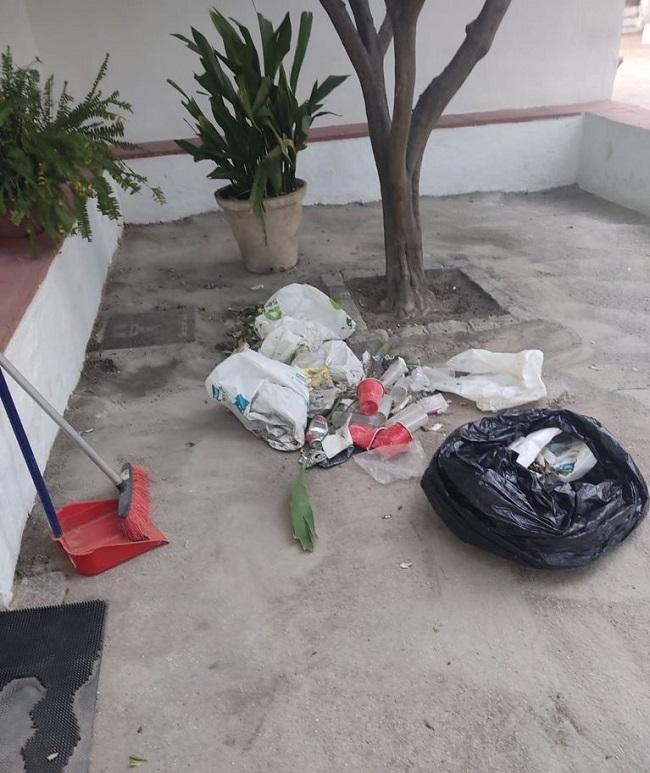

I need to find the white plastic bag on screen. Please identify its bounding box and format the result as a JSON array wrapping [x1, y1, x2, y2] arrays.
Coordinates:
[[422, 349, 546, 412], [508, 427, 562, 468], [255, 283, 355, 342], [258, 317, 323, 363], [353, 439, 426, 484], [292, 340, 363, 389], [205, 349, 309, 451]]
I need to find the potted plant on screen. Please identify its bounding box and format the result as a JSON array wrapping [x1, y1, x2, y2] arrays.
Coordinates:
[[169, 10, 346, 273], [0, 48, 163, 245]]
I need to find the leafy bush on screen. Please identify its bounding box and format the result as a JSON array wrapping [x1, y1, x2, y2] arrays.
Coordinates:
[[169, 9, 346, 220], [0, 48, 163, 242]]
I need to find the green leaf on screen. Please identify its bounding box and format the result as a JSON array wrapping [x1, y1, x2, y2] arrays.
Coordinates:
[[289, 469, 316, 552], [290, 12, 313, 92], [128, 755, 147, 768], [310, 75, 348, 107]]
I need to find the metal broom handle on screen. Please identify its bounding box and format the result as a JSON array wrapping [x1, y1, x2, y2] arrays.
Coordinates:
[[0, 351, 123, 487]]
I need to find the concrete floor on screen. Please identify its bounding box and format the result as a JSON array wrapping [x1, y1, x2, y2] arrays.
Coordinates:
[[18, 187, 650, 772], [614, 32, 650, 109]]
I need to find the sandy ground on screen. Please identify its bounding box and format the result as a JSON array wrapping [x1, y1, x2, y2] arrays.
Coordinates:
[[16, 187, 650, 772], [614, 32, 650, 108]]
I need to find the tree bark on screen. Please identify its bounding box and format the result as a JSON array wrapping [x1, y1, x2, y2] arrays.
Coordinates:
[[320, 0, 511, 317]]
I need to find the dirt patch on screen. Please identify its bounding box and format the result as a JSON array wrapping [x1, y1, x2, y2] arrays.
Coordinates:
[[347, 268, 504, 328]]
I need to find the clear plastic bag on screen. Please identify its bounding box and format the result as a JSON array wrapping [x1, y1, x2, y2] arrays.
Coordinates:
[[354, 438, 426, 484]]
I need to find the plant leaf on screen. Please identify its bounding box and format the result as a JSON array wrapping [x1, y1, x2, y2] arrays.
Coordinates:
[[290, 12, 313, 92], [289, 469, 316, 551]]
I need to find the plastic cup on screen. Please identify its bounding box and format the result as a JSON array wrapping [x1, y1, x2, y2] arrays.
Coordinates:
[[357, 377, 384, 416], [380, 357, 408, 388], [388, 404, 428, 433], [349, 423, 380, 450], [371, 422, 412, 448]]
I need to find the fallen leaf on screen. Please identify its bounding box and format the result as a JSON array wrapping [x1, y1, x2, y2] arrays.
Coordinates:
[[289, 470, 317, 551], [128, 755, 147, 768]]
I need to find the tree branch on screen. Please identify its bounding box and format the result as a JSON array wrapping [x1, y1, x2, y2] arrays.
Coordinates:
[[406, 0, 511, 172], [319, 0, 391, 149], [377, 13, 393, 57], [349, 0, 380, 56]]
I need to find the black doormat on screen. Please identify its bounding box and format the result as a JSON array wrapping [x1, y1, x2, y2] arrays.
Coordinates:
[[102, 308, 195, 349], [0, 601, 106, 773]]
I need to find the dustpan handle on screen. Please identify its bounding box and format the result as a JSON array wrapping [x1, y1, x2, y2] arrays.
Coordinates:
[[0, 368, 62, 538]]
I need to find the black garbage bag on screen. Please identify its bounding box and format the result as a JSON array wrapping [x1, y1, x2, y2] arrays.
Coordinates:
[[421, 409, 648, 568]]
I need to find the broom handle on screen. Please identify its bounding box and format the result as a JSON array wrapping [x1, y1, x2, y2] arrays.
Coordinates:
[[0, 368, 62, 538], [0, 352, 123, 487]]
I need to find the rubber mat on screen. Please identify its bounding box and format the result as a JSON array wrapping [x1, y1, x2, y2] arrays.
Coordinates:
[[0, 601, 106, 773]]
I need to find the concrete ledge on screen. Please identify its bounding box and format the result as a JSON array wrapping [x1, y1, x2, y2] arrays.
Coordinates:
[[579, 110, 650, 218], [0, 204, 120, 606]]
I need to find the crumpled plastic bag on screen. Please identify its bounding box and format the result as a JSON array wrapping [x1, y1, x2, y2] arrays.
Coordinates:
[[255, 283, 355, 342], [258, 317, 324, 363], [422, 349, 546, 412], [205, 349, 309, 451], [293, 340, 363, 389], [354, 439, 426, 484], [421, 408, 648, 568]]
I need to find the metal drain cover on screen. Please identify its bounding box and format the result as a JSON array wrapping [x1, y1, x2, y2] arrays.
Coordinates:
[[102, 308, 195, 349]]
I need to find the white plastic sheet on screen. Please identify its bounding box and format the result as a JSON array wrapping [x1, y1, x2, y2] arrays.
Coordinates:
[[422, 349, 547, 412], [354, 439, 426, 484], [255, 283, 355, 342], [205, 349, 309, 451]]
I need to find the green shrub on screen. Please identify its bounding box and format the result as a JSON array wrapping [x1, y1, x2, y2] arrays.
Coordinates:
[[0, 48, 163, 243], [169, 9, 346, 221]]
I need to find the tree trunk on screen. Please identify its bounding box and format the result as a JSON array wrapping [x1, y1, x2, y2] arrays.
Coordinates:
[[379, 161, 429, 316]]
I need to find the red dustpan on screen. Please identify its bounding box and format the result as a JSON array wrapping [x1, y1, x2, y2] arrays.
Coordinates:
[[55, 498, 168, 575]]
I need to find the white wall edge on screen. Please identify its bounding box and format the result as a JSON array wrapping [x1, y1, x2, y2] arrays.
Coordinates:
[[117, 115, 585, 224], [578, 113, 650, 218], [0, 203, 121, 607]]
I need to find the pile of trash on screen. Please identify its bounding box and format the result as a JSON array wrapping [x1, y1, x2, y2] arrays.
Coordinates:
[[205, 283, 551, 550], [204, 284, 458, 474]]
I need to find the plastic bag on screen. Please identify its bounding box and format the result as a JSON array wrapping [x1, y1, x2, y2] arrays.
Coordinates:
[[355, 438, 426, 484], [422, 349, 546, 412], [421, 409, 648, 568], [293, 339, 362, 389], [258, 317, 324, 363], [205, 349, 309, 451], [255, 283, 355, 342]]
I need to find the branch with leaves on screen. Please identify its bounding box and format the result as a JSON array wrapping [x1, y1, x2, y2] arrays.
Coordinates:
[[0, 48, 163, 244]]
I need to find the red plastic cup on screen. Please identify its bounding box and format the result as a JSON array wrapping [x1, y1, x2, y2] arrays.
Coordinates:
[[349, 423, 380, 450], [356, 377, 384, 416], [371, 422, 412, 451]]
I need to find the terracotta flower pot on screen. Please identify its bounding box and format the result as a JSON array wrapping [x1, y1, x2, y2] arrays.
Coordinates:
[[216, 180, 306, 273]]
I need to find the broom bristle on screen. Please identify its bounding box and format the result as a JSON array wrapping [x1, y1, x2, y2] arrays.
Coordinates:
[[121, 464, 152, 541]]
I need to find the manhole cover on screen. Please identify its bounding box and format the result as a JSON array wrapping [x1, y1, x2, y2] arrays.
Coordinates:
[[101, 309, 195, 349]]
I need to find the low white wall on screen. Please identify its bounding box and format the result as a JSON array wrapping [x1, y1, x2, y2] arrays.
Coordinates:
[[0, 204, 120, 607], [578, 113, 650, 217], [118, 116, 584, 223]]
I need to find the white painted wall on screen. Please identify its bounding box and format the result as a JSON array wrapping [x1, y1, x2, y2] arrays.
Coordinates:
[[0, 205, 120, 607], [1, 0, 38, 61], [117, 116, 584, 223], [21, 0, 623, 143], [578, 113, 650, 216]]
